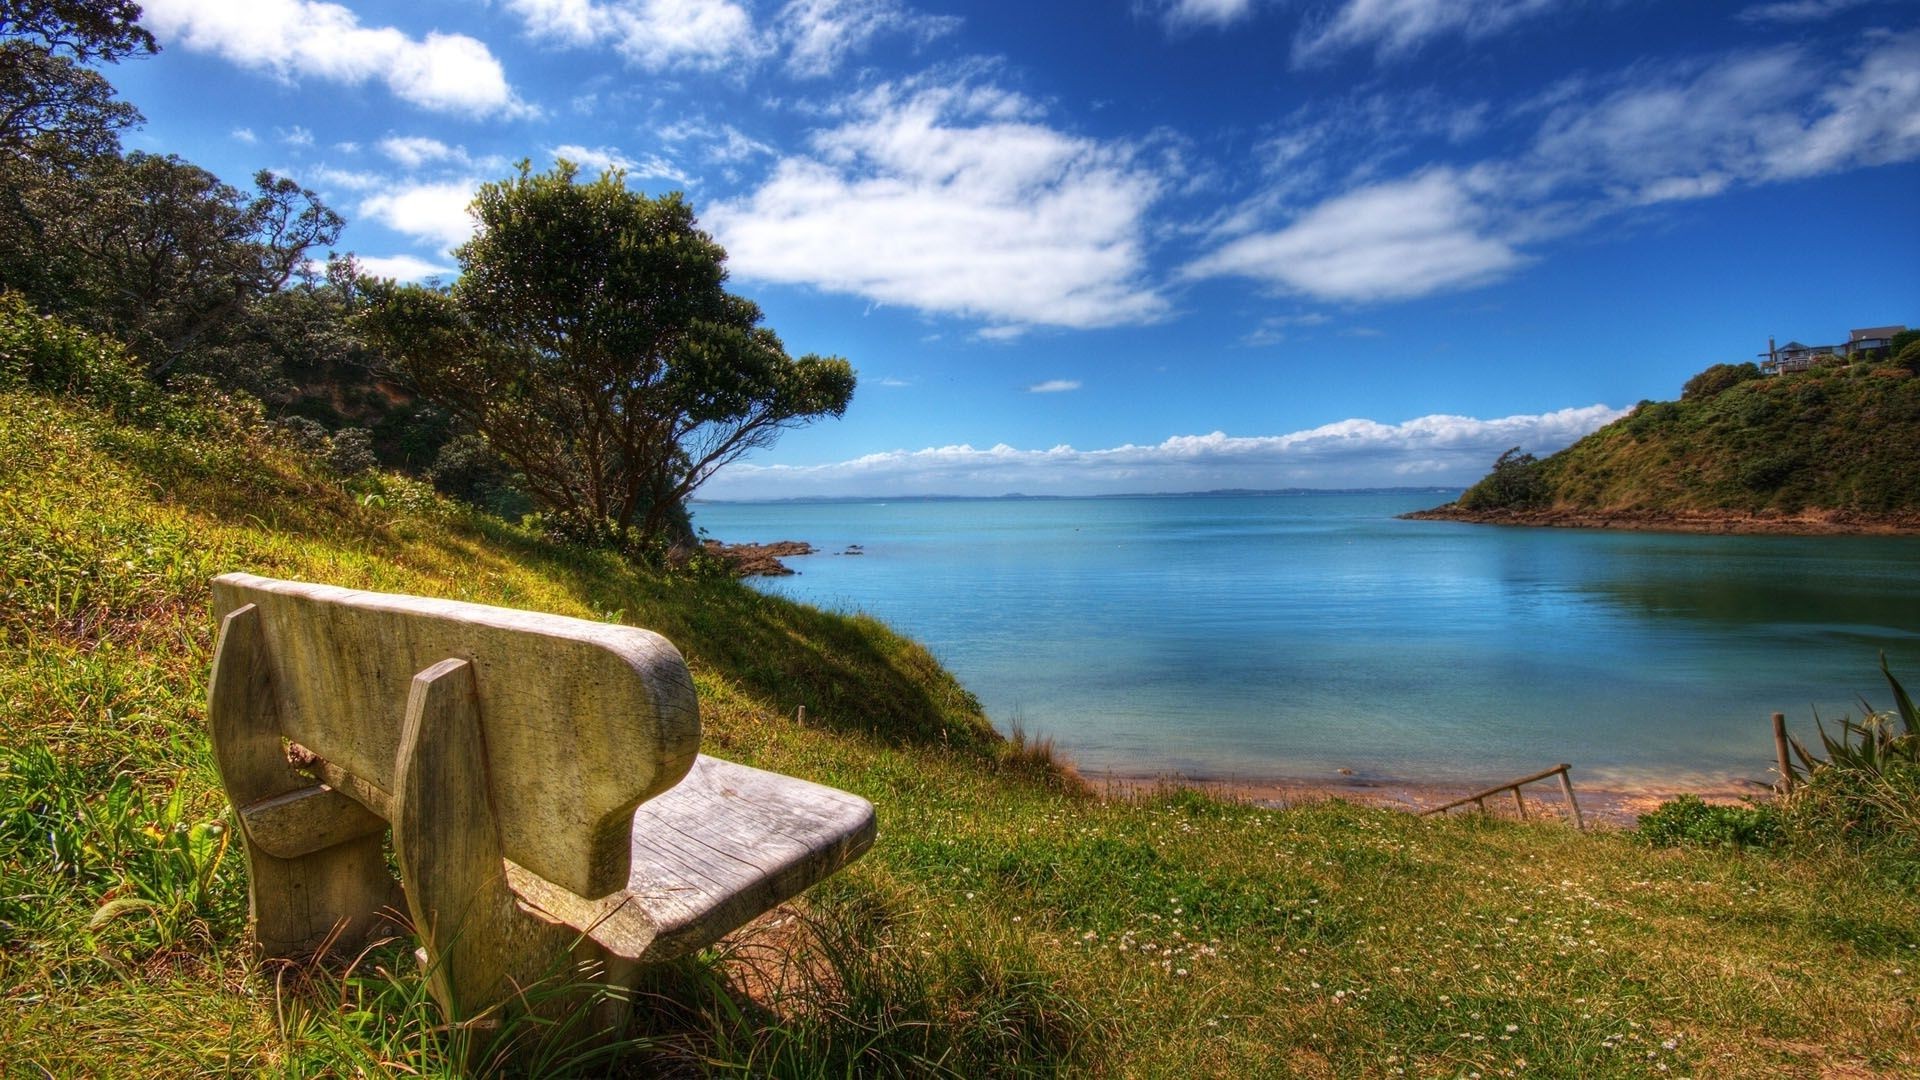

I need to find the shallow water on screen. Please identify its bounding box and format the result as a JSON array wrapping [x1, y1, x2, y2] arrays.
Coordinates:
[[691, 493, 1920, 790]]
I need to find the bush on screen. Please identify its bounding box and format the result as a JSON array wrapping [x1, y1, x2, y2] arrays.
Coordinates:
[[1636, 794, 1784, 850], [324, 426, 378, 476], [1457, 446, 1548, 510], [1779, 657, 1920, 863], [0, 290, 156, 417], [1681, 362, 1762, 400]]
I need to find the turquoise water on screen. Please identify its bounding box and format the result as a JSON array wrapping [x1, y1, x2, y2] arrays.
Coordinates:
[[690, 493, 1920, 789]]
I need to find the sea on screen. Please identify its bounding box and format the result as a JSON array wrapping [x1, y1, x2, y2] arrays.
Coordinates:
[[689, 492, 1920, 792]]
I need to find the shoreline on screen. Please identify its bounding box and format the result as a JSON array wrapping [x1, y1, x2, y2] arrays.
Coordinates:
[[1402, 505, 1920, 536], [1090, 768, 1773, 828]]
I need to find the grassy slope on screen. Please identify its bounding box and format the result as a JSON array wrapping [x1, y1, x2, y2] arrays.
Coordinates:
[[2, 387, 1917, 1077], [1458, 365, 1920, 521]]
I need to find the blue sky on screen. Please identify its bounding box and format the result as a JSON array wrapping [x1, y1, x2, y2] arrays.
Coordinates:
[[110, 0, 1919, 497]]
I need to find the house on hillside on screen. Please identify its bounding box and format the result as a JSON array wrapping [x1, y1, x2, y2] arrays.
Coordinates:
[[1758, 324, 1907, 374], [1759, 339, 1838, 375], [1847, 325, 1907, 355]]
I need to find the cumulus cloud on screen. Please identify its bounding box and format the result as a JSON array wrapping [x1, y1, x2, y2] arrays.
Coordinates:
[[1026, 379, 1082, 393], [355, 253, 458, 281], [780, 0, 961, 77], [504, 0, 764, 71], [1184, 169, 1522, 302], [705, 78, 1171, 331], [701, 405, 1628, 499], [379, 136, 469, 169], [1294, 0, 1568, 65], [140, 0, 530, 118], [360, 179, 481, 252]]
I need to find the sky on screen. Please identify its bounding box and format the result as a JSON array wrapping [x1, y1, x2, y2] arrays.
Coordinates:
[[105, 0, 1920, 498]]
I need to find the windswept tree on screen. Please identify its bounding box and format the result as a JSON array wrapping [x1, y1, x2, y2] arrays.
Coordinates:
[[358, 162, 856, 548]]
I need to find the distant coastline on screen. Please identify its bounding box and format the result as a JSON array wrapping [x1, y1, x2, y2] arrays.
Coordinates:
[[694, 486, 1459, 506], [1402, 504, 1920, 536]]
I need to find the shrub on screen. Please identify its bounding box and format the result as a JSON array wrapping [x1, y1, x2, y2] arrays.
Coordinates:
[[0, 290, 156, 417], [1681, 362, 1761, 401], [324, 426, 378, 476], [1779, 657, 1920, 869], [1636, 795, 1784, 850], [1457, 446, 1548, 510]]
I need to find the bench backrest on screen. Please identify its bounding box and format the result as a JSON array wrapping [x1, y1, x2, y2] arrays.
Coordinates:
[[210, 573, 700, 899]]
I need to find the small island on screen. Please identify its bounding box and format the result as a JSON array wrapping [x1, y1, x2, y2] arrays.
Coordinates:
[[1412, 326, 1920, 535]]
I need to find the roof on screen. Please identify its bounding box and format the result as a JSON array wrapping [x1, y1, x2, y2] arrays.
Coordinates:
[[1850, 325, 1907, 342]]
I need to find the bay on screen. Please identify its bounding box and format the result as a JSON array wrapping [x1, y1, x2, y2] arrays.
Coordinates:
[[690, 492, 1920, 790]]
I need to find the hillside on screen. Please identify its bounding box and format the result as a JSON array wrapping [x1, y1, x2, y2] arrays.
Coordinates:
[[3, 329, 1918, 1075], [1415, 356, 1920, 533]]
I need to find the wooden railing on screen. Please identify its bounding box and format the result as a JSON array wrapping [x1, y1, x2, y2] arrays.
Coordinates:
[[1419, 763, 1585, 830]]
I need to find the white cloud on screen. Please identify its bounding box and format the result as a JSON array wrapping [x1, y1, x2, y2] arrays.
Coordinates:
[[280, 125, 314, 147], [706, 79, 1172, 331], [505, 0, 765, 71], [1149, 0, 1257, 31], [1185, 169, 1522, 302], [1198, 31, 1920, 305], [657, 119, 777, 175], [355, 253, 458, 281], [1525, 33, 1920, 200], [1294, 0, 1567, 65], [304, 164, 386, 191], [1026, 379, 1082, 393], [141, 0, 530, 118], [701, 404, 1628, 498], [360, 179, 481, 252], [1738, 0, 1875, 23], [379, 136, 466, 169], [550, 144, 697, 187], [231, 127, 257, 144], [780, 0, 960, 77]]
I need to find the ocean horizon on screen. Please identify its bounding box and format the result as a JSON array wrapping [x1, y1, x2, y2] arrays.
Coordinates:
[[692, 491, 1920, 793]]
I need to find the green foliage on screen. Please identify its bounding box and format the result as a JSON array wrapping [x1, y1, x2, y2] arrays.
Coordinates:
[[4, 152, 341, 379], [322, 426, 377, 477], [1446, 358, 1920, 518], [1780, 658, 1920, 870], [1456, 446, 1548, 510], [1635, 795, 1783, 851], [1896, 339, 1920, 375], [0, 1, 154, 159], [1681, 361, 1761, 400], [358, 161, 856, 550], [0, 288, 152, 414]]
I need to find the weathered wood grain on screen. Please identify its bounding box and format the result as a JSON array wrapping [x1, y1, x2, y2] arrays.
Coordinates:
[[207, 604, 395, 956], [211, 572, 701, 898], [625, 755, 876, 959], [391, 658, 577, 1026], [206, 574, 878, 1047]]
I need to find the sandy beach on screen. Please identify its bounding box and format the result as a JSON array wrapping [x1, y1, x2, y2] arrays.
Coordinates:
[[1091, 767, 1775, 828]]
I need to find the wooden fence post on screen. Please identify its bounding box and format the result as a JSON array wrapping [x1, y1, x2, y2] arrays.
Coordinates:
[[1772, 712, 1793, 794]]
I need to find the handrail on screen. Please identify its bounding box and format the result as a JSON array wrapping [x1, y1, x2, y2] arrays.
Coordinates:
[[1420, 763, 1584, 830]]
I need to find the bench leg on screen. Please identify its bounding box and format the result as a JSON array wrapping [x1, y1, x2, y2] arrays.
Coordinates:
[[209, 604, 394, 958], [391, 658, 590, 1055]]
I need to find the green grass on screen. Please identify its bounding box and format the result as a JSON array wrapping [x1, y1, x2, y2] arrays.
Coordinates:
[[3, 383, 1918, 1077]]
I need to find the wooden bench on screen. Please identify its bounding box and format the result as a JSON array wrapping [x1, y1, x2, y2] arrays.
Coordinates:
[[206, 573, 875, 1038]]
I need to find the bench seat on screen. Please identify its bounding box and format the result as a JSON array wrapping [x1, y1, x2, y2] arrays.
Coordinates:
[[505, 754, 876, 961]]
